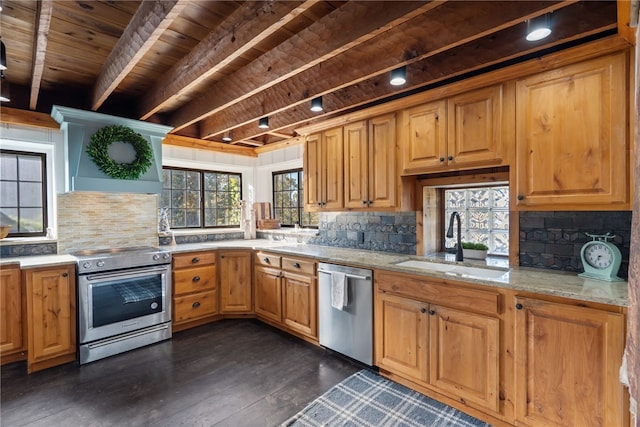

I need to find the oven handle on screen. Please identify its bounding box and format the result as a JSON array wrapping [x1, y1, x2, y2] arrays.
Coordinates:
[[84, 266, 169, 282]]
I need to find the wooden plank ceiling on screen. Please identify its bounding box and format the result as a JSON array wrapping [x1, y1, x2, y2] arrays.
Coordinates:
[[0, 1, 625, 148]]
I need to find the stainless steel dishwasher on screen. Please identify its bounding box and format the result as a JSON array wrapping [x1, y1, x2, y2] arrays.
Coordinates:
[[318, 262, 373, 366]]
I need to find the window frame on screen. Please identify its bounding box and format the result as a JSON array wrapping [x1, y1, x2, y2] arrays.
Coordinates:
[[0, 149, 48, 238], [272, 168, 317, 228], [161, 166, 242, 229]]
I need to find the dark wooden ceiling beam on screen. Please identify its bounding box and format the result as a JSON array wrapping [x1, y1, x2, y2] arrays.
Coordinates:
[[137, 1, 314, 120], [198, 0, 572, 139], [222, 2, 618, 143], [90, 0, 188, 111], [168, 1, 440, 132], [29, 0, 53, 110]]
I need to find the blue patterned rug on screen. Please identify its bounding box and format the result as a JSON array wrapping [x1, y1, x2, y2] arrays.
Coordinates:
[[282, 370, 492, 427]]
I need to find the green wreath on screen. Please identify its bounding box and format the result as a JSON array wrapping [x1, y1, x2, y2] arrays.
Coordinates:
[[87, 125, 153, 180]]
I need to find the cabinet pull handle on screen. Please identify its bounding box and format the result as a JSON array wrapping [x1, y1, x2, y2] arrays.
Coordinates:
[[192, 276, 200, 282], [368, 200, 373, 205], [192, 301, 201, 308], [439, 157, 445, 162], [192, 257, 200, 263], [293, 262, 300, 268], [515, 303, 523, 310], [264, 257, 270, 263], [448, 155, 453, 161], [362, 200, 367, 205], [429, 309, 436, 315], [420, 308, 427, 313], [62, 272, 68, 277], [517, 195, 525, 201]]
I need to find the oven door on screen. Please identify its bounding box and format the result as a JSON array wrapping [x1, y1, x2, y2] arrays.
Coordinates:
[[78, 265, 171, 344]]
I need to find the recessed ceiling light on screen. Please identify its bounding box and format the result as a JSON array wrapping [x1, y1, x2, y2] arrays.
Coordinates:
[[390, 66, 406, 86], [310, 96, 323, 112], [258, 117, 269, 129]]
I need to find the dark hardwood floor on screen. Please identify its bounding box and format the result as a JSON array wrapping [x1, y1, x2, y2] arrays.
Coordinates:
[[1, 320, 361, 427]]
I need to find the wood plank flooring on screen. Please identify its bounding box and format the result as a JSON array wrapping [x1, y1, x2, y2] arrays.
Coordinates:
[[0, 320, 360, 427]]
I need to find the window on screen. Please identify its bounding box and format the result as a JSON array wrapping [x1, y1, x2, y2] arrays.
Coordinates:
[[273, 169, 317, 227], [161, 167, 241, 228], [444, 185, 509, 255], [0, 150, 48, 237]]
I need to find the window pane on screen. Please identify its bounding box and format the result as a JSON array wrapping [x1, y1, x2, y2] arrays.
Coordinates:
[[19, 208, 44, 232], [171, 170, 186, 189], [19, 182, 43, 207], [18, 156, 42, 181], [0, 181, 17, 206], [272, 169, 317, 228], [0, 155, 17, 180], [444, 185, 509, 255], [162, 170, 171, 189], [186, 171, 200, 190]]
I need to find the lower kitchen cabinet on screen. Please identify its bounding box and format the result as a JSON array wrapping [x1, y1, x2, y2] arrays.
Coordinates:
[[1, 264, 25, 363], [375, 270, 501, 415], [254, 252, 317, 341], [172, 251, 218, 331], [24, 264, 76, 373], [514, 296, 627, 427], [219, 250, 252, 314]]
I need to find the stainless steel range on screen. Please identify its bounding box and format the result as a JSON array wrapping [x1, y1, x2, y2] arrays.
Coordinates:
[[75, 247, 172, 364]]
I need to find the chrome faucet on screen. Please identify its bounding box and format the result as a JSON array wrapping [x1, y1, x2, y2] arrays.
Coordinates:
[[446, 211, 463, 262]]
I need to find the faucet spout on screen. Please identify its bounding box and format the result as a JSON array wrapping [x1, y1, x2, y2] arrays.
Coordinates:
[[446, 211, 463, 262]]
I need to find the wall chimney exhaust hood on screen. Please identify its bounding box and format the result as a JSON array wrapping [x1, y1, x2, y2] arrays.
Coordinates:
[[51, 106, 172, 194]]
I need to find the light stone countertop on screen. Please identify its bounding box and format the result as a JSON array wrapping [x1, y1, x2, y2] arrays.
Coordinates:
[[1, 240, 628, 307]]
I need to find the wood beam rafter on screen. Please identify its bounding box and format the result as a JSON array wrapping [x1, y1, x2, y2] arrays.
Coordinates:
[[91, 0, 188, 111], [162, 134, 257, 157], [199, 0, 573, 140], [29, 0, 53, 110], [138, 1, 314, 120], [169, 1, 440, 133]]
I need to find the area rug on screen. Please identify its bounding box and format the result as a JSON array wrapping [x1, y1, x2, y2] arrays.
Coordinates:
[[282, 370, 492, 427]]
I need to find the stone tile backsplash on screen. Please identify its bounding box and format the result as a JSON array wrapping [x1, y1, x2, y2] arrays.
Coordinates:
[[519, 211, 632, 279], [308, 211, 417, 255], [57, 191, 158, 253]]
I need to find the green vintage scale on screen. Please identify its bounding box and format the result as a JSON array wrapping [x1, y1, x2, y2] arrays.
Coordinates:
[[578, 232, 624, 282]]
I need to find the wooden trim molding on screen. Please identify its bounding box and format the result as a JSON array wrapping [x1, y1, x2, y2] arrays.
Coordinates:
[[162, 134, 257, 157], [0, 107, 59, 130]]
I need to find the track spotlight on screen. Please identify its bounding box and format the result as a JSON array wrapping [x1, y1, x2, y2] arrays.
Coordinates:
[[526, 13, 552, 42], [222, 131, 232, 142], [258, 117, 269, 129]]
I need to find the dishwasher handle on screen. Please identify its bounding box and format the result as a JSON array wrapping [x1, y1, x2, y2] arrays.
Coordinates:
[[318, 269, 371, 281]]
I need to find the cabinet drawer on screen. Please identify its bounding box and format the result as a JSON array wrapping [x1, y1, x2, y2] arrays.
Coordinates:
[[173, 251, 216, 269], [255, 252, 282, 268], [376, 270, 500, 316], [282, 257, 315, 276], [173, 265, 216, 295], [174, 290, 217, 323]]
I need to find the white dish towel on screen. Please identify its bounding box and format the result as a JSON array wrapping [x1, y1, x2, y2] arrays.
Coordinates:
[[330, 271, 348, 310]]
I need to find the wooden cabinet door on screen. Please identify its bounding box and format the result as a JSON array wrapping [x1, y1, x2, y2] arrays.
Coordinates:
[[368, 113, 396, 209], [429, 305, 500, 413], [400, 100, 447, 174], [515, 53, 628, 209], [219, 251, 252, 313], [303, 133, 322, 211], [322, 127, 344, 210], [343, 120, 369, 209], [374, 292, 428, 382], [447, 84, 504, 168], [282, 271, 316, 339], [254, 266, 282, 323], [514, 297, 626, 427], [25, 266, 76, 370], [1, 265, 23, 357]]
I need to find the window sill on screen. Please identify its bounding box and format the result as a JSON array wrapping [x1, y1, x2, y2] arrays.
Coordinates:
[[159, 228, 242, 237]]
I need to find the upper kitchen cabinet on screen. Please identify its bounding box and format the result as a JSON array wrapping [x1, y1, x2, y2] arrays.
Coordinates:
[[344, 114, 397, 209], [400, 84, 508, 175], [304, 127, 344, 212], [514, 52, 629, 210]]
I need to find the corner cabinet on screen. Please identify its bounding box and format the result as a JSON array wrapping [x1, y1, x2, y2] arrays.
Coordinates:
[[219, 250, 252, 314], [1, 265, 24, 363], [400, 84, 508, 174], [172, 251, 218, 331], [304, 127, 344, 211], [344, 114, 397, 209], [514, 296, 627, 427], [514, 52, 629, 210], [24, 264, 76, 373]]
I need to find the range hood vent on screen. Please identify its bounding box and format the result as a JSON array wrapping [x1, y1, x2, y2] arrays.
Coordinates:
[[51, 106, 172, 194]]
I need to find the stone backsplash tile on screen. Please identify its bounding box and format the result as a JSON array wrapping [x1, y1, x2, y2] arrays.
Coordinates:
[[0, 242, 57, 258], [158, 231, 244, 246], [57, 192, 158, 253], [519, 211, 632, 279], [308, 211, 416, 254]]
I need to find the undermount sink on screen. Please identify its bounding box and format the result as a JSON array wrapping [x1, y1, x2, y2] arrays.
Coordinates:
[[393, 259, 510, 282]]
